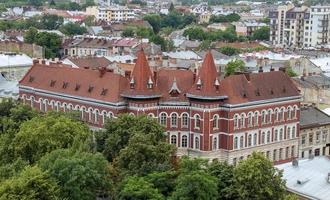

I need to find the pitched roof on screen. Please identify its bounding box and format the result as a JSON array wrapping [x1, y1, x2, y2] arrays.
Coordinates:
[[187, 51, 223, 100], [19, 64, 128, 103], [121, 49, 161, 99], [66, 57, 112, 69], [300, 106, 330, 129]]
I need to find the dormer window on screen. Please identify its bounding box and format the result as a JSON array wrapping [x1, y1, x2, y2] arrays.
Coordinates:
[[28, 76, 34, 82], [147, 76, 153, 89], [88, 85, 94, 93], [101, 88, 108, 96], [62, 82, 68, 89], [75, 84, 80, 91], [214, 78, 220, 90], [196, 78, 202, 90], [50, 80, 56, 87], [130, 77, 135, 89], [169, 78, 181, 96]]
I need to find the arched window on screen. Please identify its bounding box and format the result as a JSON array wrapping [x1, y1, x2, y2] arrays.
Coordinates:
[[43, 100, 48, 112], [182, 113, 189, 128], [51, 101, 55, 109], [254, 112, 259, 126], [95, 110, 99, 123], [274, 129, 278, 142], [248, 134, 252, 146], [261, 110, 267, 124], [88, 108, 93, 122], [240, 136, 244, 148], [279, 128, 283, 141], [287, 127, 291, 139], [181, 135, 188, 147], [293, 106, 297, 119], [213, 115, 219, 129], [81, 107, 86, 120], [194, 115, 201, 129], [274, 109, 279, 122], [253, 133, 257, 146], [171, 113, 178, 127], [171, 135, 177, 145], [109, 112, 113, 119], [62, 103, 67, 112], [102, 111, 107, 124], [280, 108, 285, 121], [160, 113, 167, 126], [292, 126, 296, 138], [195, 137, 200, 149], [68, 104, 73, 111], [288, 107, 292, 120], [267, 110, 272, 123], [213, 136, 218, 150], [248, 112, 253, 127], [267, 131, 271, 143], [30, 96, 35, 108], [39, 98, 43, 111], [234, 137, 238, 149], [234, 114, 239, 129], [262, 132, 265, 144], [55, 102, 59, 112], [240, 113, 245, 128]]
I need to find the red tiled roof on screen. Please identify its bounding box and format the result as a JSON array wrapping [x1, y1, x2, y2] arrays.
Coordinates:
[[121, 49, 161, 98], [19, 64, 128, 103], [67, 57, 112, 69], [19, 52, 300, 105], [187, 51, 222, 99]]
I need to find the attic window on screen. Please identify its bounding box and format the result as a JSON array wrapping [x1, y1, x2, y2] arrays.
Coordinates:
[[130, 77, 135, 89], [255, 88, 260, 96], [28, 76, 34, 83], [62, 82, 69, 89], [88, 85, 94, 93], [147, 76, 153, 89], [50, 80, 56, 87], [270, 88, 274, 95], [101, 88, 108, 96], [196, 78, 202, 90], [242, 90, 247, 98], [75, 84, 81, 91], [282, 86, 286, 93]]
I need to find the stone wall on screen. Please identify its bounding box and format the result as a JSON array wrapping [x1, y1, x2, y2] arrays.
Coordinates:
[[0, 41, 43, 58]]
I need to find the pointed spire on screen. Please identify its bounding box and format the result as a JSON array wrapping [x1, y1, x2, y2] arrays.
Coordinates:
[[131, 48, 154, 91]]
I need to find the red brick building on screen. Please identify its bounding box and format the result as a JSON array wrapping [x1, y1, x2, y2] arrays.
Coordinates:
[[19, 49, 301, 164]]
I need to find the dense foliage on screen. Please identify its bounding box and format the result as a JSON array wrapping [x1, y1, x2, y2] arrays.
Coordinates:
[[0, 99, 296, 200]]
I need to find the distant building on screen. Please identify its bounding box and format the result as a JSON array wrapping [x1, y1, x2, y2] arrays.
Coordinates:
[[299, 106, 330, 159], [233, 21, 268, 37], [87, 6, 135, 22], [19, 49, 301, 164], [0, 53, 33, 81]]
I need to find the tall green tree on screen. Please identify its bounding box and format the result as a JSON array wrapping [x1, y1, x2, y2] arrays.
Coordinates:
[[59, 22, 87, 36], [96, 114, 166, 162], [38, 149, 112, 200], [40, 14, 64, 30], [13, 113, 90, 163], [224, 60, 245, 77], [251, 27, 270, 41], [0, 166, 60, 200], [118, 176, 164, 200], [144, 14, 161, 33], [232, 152, 287, 200], [121, 28, 135, 37]]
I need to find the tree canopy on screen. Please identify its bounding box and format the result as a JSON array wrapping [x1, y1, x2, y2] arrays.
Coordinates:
[[224, 59, 246, 77]]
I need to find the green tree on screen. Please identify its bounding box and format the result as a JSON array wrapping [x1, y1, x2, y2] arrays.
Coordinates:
[[97, 114, 166, 162], [170, 171, 218, 200], [251, 27, 270, 41], [0, 158, 28, 182], [287, 67, 298, 77], [115, 133, 176, 176], [225, 59, 245, 77], [169, 3, 175, 12], [59, 22, 87, 36], [84, 15, 96, 26], [208, 161, 235, 200], [40, 14, 64, 30], [0, 166, 60, 200], [24, 27, 38, 44], [118, 176, 164, 200], [150, 35, 170, 51], [34, 32, 62, 58], [232, 152, 286, 200], [38, 149, 112, 200], [13, 113, 90, 163], [210, 13, 240, 23], [121, 27, 135, 37], [144, 14, 161, 33], [198, 40, 213, 50], [136, 27, 154, 38], [145, 171, 177, 197], [183, 27, 206, 40], [220, 46, 239, 56]]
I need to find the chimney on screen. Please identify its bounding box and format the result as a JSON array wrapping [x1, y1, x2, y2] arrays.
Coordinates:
[[270, 66, 275, 71], [124, 71, 131, 79], [279, 67, 286, 73], [258, 66, 263, 73], [41, 60, 46, 65], [33, 59, 39, 65], [292, 159, 298, 167], [99, 67, 107, 78]]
